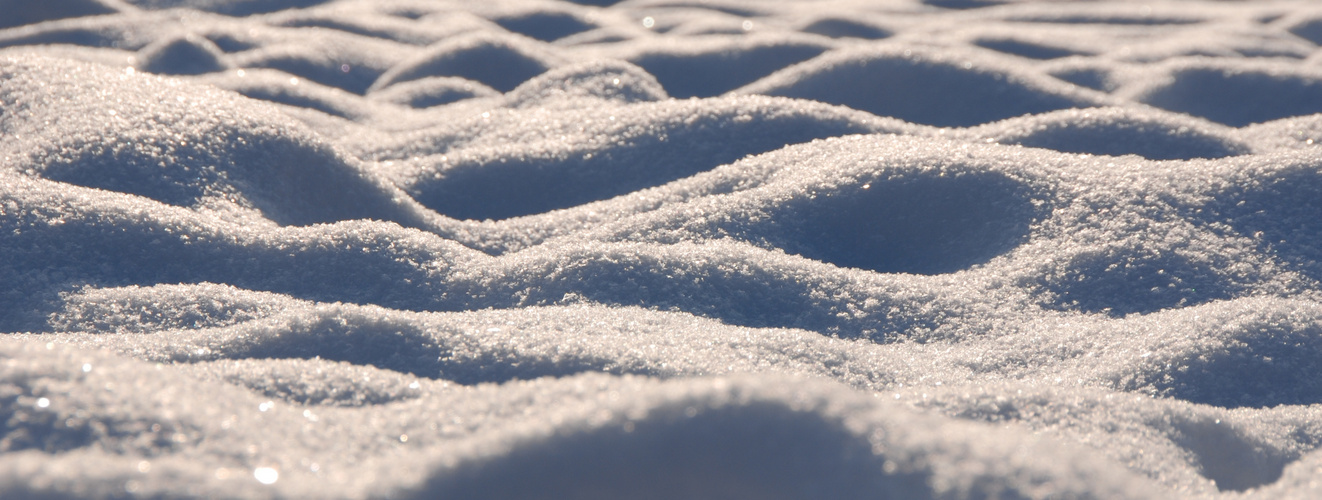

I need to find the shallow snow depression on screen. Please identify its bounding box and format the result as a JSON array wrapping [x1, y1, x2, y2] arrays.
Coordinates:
[[5, 0, 1322, 498]]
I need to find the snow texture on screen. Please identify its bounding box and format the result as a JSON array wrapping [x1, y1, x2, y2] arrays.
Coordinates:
[[4, 0, 1322, 498]]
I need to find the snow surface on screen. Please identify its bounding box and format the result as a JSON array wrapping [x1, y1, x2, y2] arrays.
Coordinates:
[[5, 0, 1322, 498]]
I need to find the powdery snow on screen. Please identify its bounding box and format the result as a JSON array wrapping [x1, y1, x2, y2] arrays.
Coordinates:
[[4, 0, 1322, 498]]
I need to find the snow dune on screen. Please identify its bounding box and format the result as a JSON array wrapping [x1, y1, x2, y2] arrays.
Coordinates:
[[5, 0, 1322, 498]]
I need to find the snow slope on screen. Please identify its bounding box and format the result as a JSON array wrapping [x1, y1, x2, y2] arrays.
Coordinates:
[[5, 0, 1322, 498]]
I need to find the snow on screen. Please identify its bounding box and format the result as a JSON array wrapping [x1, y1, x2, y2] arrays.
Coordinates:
[[4, 0, 1322, 498]]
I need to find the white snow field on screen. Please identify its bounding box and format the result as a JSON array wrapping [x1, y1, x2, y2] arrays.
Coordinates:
[[7, 0, 1322, 498]]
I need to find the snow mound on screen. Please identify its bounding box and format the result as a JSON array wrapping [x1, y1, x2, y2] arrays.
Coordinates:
[[370, 31, 566, 93], [736, 44, 1110, 126], [965, 107, 1250, 160], [1132, 59, 1322, 126], [0, 56, 423, 227]]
